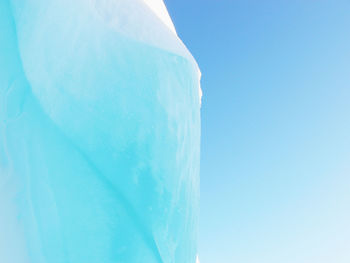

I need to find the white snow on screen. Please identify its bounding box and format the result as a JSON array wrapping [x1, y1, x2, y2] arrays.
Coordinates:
[[142, 0, 177, 34]]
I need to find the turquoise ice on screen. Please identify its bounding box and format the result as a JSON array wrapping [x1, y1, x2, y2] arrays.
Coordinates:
[[0, 0, 201, 262]]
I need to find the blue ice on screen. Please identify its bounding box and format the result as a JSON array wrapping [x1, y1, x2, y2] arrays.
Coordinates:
[[0, 0, 201, 262]]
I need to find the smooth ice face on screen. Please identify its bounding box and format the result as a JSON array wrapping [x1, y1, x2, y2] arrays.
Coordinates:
[[0, 1, 201, 263]]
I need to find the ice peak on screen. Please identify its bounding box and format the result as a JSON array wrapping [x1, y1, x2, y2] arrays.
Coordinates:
[[142, 0, 177, 34]]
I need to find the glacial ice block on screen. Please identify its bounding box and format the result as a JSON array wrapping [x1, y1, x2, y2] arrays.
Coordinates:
[[0, 0, 201, 262]]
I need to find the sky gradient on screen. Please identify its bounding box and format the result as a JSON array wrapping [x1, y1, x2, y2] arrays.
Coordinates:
[[165, 1, 350, 262]]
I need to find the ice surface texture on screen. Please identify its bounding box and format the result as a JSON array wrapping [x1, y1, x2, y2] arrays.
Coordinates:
[[0, 0, 201, 262]]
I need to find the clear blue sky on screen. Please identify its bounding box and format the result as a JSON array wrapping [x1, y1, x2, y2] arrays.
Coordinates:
[[165, 1, 350, 262]]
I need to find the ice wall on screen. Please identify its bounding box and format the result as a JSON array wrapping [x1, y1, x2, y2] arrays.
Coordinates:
[[0, 0, 201, 262]]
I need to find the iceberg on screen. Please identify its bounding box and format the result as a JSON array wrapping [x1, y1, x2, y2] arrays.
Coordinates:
[[0, 0, 201, 262]]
